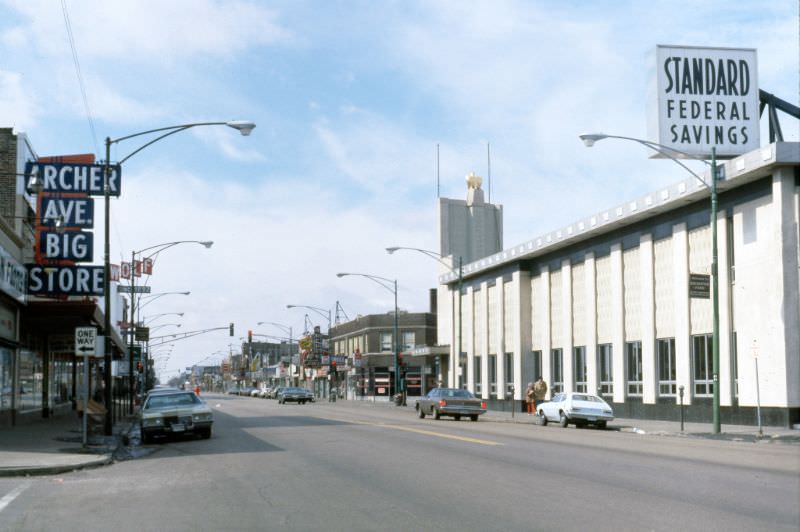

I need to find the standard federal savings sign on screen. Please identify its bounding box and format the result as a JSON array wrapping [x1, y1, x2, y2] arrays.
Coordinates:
[[656, 45, 759, 158], [24, 162, 121, 196]]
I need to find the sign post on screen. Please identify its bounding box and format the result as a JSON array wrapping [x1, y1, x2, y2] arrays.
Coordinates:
[[75, 326, 96, 447]]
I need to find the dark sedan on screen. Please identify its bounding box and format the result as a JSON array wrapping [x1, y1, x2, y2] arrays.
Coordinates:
[[277, 387, 314, 404], [415, 388, 487, 421]]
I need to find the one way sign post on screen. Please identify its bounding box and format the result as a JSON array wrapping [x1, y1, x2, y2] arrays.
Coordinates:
[[75, 327, 97, 355], [75, 326, 96, 448]]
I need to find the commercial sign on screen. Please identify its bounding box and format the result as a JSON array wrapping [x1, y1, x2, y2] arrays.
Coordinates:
[[38, 230, 94, 262], [117, 285, 151, 294], [40, 197, 94, 227], [27, 265, 104, 296], [689, 273, 711, 299], [24, 162, 122, 196], [655, 45, 759, 158], [0, 245, 27, 303]]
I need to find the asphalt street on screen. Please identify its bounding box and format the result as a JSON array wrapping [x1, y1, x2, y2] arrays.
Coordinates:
[[1, 393, 798, 532]]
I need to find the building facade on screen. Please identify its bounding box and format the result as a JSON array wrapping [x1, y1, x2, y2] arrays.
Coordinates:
[[438, 143, 799, 426], [330, 305, 440, 401]]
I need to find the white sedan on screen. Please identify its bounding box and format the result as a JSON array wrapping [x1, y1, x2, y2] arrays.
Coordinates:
[[538, 392, 614, 428]]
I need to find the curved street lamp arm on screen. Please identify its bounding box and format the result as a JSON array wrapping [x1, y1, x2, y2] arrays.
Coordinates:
[[286, 304, 330, 322], [579, 133, 712, 187], [136, 240, 213, 258], [337, 272, 396, 295], [257, 321, 292, 335], [387, 246, 461, 274]]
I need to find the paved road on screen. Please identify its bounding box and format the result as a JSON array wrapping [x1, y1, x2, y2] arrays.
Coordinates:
[[1, 394, 798, 531]]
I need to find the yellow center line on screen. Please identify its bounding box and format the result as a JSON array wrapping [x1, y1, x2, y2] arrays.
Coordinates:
[[326, 417, 503, 446]]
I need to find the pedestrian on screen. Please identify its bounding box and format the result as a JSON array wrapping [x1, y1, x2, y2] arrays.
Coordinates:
[[194, 385, 201, 396], [533, 376, 548, 415], [525, 382, 535, 415]]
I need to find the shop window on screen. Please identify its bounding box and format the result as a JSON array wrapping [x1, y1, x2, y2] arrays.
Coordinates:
[[488, 354, 497, 397], [573, 346, 587, 393], [0, 347, 12, 412], [657, 338, 677, 396], [474, 355, 482, 395], [597, 344, 613, 396], [551, 348, 563, 394], [693, 334, 713, 397], [626, 341, 643, 396], [402, 332, 415, 351], [504, 352, 514, 394]]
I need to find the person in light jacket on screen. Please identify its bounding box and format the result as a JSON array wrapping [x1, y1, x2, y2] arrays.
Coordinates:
[[533, 377, 548, 414]]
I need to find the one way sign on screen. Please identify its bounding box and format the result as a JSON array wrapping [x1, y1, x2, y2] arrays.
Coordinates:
[[75, 327, 97, 356]]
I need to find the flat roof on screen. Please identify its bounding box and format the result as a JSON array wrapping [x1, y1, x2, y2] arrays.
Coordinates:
[[441, 142, 799, 284]]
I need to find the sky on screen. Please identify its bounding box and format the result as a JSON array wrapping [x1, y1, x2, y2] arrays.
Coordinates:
[[1, 0, 797, 381]]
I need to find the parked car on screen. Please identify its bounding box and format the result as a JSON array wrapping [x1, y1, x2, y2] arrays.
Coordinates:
[[226, 387, 240, 395], [268, 386, 284, 399], [239, 387, 256, 396], [250, 388, 262, 398], [277, 387, 314, 404], [537, 392, 614, 428], [139, 390, 213, 443], [415, 388, 486, 421], [258, 387, 271, 398]]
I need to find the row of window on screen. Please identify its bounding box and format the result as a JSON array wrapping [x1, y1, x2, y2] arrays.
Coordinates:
[[379, 332, 416, 352], [464, 333, 738, 399]]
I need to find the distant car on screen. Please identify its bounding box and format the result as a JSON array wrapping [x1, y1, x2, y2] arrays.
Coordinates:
[[268, 386, 284, 399], [258, 387, 271, 398], [277, 387, 314, 404], [250, 388, 262, 398], [239, 387, 255, 396], [226, 388, 240, 395], [139, 390, 213, 443], [415, 388, 486, 421], [538, 392, 614, 428]]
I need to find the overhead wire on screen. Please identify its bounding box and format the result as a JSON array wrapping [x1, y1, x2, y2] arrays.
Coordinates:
[[61, 0, 100, 155]]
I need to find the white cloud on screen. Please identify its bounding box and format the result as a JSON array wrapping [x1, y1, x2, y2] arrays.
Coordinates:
[[0, 70, 41, 129], [3, 0, 293, 63]]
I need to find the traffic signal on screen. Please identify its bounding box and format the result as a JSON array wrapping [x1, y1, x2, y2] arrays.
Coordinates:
[[229, 323, 234, 336], [248, 330, 252, 343], [137, 361, 143, 373], [331, 360, 337, 372]]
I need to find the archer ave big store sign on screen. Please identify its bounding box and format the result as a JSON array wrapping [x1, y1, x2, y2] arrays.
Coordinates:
[[24, 161, 121, 296], [655, 45, 759, 158]]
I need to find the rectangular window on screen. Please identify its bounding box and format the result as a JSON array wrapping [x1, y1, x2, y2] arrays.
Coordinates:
[[0, 347, 13, 413], [551, 348, 563, 394], [380, 333, 392, 352], [474, 355, 482, 395], [693, 334, 713, 397], [731, 331, 738, 399], [626, 341, 643, 396], [401, 332, 415, 351], [573, 346, 587, 393], [598, 344, 613, 396], [657, 338, 677, 396], [488, 354, 497, 397], [504, 352, 514, 394], [531, 350, 542, 382]]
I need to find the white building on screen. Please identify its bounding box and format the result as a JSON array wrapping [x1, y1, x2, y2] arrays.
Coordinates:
[[437, 142, 799, 426]]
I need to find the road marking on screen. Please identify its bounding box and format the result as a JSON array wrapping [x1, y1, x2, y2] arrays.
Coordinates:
[[329, 417, 503, 446], [0, 482, 31, 514]]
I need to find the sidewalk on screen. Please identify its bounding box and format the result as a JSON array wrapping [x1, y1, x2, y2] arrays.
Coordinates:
[[344, 397, 800, 444], [2, 398, 797, 477], [0, 412, 136, 477]]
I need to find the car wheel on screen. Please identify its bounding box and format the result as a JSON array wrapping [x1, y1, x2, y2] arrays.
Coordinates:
[[200, 427, 211, 439], [538, 410, 548, 426], [559, 411, 569, 428], [596, 420, 607, 429], [433, 408, 441, 420], [470, 414, 478, 422], [417, 406, 425, 419], [454, 415, 461, 421]]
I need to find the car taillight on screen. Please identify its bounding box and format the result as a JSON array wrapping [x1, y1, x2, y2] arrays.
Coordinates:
[[439, 400, 447, 407], [481, 402, 487, 409]]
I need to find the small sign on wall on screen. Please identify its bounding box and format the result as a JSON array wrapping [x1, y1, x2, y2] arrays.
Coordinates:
[[689, 273, 711, 299]]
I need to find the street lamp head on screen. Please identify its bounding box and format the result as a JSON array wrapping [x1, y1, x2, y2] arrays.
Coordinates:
[[579, 133, 608, 147], [385, 247, 399, 254], [336, 273, 349, 278], [200, 241, 214, 248], [180, 291, 190, 296], [226, 121, 256, 136]]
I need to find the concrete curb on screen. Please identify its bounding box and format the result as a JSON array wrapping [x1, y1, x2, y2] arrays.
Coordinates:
[[0, 456, 114, 478]]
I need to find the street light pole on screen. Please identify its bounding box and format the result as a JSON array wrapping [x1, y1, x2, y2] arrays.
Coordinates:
[[336, 273, 400, 401], [386, 247, 463, 388], [101, 120, 254, 435], [580, 133, 721, 434]]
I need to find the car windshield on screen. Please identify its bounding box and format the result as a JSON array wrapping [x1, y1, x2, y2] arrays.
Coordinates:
[[145, 393, 201, 409], [440, 389, 474, 398]]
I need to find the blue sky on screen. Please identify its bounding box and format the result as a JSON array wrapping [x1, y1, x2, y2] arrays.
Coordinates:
[[1, 0, 797, 379]]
